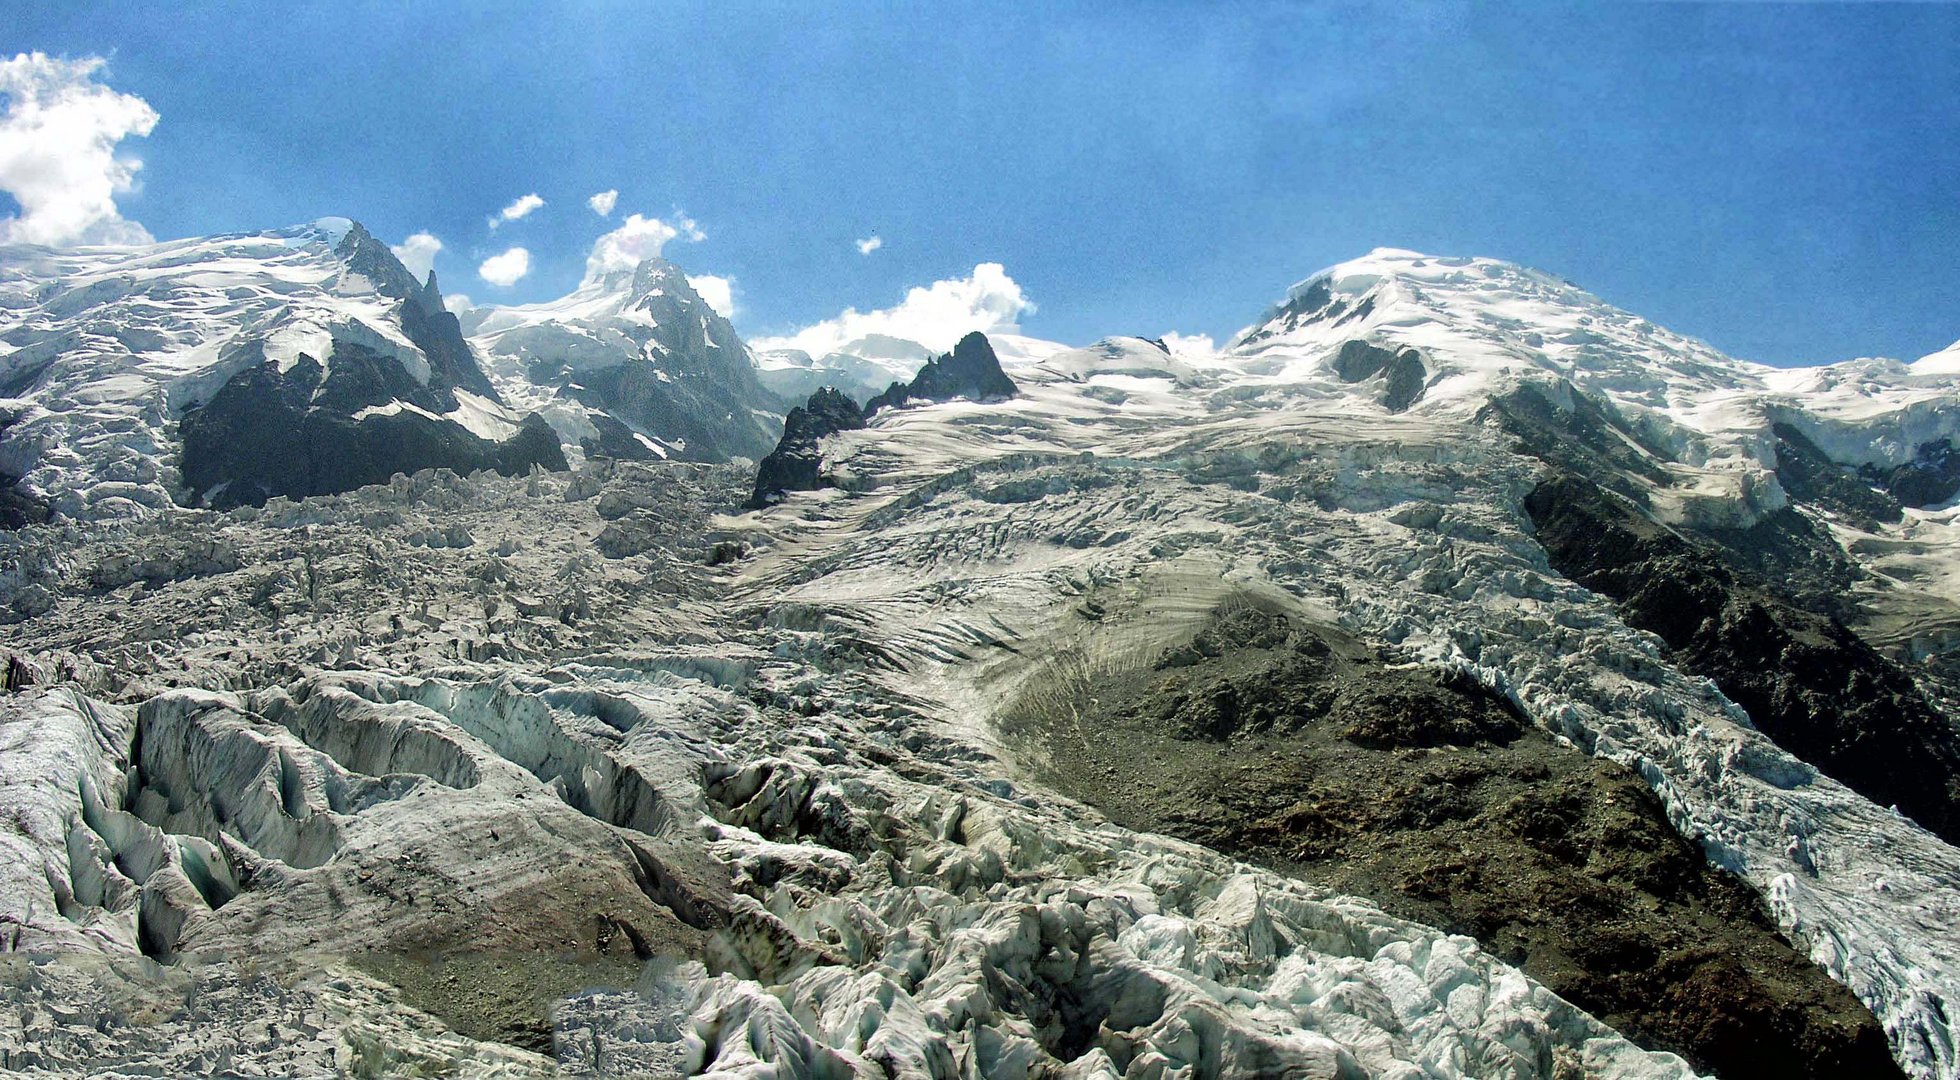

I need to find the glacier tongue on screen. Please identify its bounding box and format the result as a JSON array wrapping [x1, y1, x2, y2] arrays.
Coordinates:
[[0, 661, 1703, 1079], [0, 449, 1715, 1078]]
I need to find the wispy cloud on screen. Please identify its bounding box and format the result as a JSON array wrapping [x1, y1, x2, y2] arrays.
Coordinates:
[[752, 263, 1033, 357], [0, 52, 158, 247], [489, 193, 544, 228], [583, 211, 704, 283], [855, 235, 882, 256], [587, 189, 618, 217], [391, 231, 442, 280], [477, 246, 530, 287]]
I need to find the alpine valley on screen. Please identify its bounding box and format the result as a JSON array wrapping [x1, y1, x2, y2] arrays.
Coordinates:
[[4, 226, 1960, 1080]]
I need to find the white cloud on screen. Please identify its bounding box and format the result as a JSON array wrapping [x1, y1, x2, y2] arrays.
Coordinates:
[[855, 235, 882, 256], [443, 293, 473, 313], [587, 189, 618, 216], [477, 246, 530, 287], [0, 52, 159, 247], [489, 193, 543, 228], [391, 231, 442, 280], [1159, 331, 1217, 363], [686, 273, 735, 318], [751, 263, 1034, 357], [583, 211, 704, 283]]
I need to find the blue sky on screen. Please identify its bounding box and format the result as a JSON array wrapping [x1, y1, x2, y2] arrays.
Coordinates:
[[6, 2, 1958, 364]]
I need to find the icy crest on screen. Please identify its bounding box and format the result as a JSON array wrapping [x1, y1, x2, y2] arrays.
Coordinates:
[[0, 225, 506, 517]]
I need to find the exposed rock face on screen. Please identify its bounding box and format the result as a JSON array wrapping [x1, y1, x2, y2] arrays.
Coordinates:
[[746, 333, 1019, 507], [579, 412, 665, 462], [1525, 472, 1960, 846], [1771, 422, 1905, 529], [1003, 600, 1903, 1080], [1479, 383, 1676, 504], [331, 222, 500, 405], [180, 340, 564, 508], [863, 331, 1018, 416], [469, 258, 785, 463], [1330, 339, 1428, 412], [0, 219, 567, 518], [176, 222, 566, 508], [1235, 276, 1375, 347], [746, 387, 865, 507], [1861, 437, 1960, 509]]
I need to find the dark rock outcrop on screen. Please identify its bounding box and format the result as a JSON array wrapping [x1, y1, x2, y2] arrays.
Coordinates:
[[1770, 423, 1904, 530], [1479, 383, 1676, 505], [1330, 339, 1427, 412], [1235, 277, 1375, 347], [863, 332, 1018, 416], [748, 333, 1019, 508], [1861, 437, 1960, 509], [1524, 472, 1960, 845], [180, 341, 565, 509], [745, 387, 866, 508], [334, 222, 498, 405], [178, 220, 565, 508], [579, 414, 664, 462], [1004, 599, 1903, 1080]]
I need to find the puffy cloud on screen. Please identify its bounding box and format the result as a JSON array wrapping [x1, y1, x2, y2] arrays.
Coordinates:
[[443, 292, 473, 313], [391, 231, 442, 280], [1159, 331, 1217, 362], [489, 193, 543, 227], [477, 246, 531, 287], [855, 235, 882, 256], [751, 263, 1034, 357], [587, 189, 618, 216], [0, 52, 158, 247], [686, 273, 735, 318], [583, 211, 704, 283]]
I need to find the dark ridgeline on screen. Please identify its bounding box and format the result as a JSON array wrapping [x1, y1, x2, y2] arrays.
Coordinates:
[[748, 331, 1017, 508], [178, 221, 565, 508]]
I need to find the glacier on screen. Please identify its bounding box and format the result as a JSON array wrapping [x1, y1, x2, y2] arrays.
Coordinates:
[[0, 241, 1958, 1078]]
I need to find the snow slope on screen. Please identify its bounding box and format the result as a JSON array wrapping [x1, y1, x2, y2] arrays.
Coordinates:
[[0, 221, 543, 517], [466, 258, 785, 463], [1230, 249, 1960, 525]]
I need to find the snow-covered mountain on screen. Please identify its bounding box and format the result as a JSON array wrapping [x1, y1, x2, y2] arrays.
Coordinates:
[[756, 331, 1068, 404], [465, 258, 786, 463], [1229, 249, 1960, 523], [0, 226, 799, 521], [4, 244, 1960, 1080], [0, 219, 564, 516]]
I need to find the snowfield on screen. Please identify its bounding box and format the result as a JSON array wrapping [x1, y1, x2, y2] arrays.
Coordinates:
[[1, 242, 1958, 1077], [0, 223, 479, 517]]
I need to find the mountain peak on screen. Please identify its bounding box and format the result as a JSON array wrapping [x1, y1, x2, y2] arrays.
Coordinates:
[[581, 255, 687, 297], [1229, 247, 1756, 413], [862, 331, 1017, 416], [330, 218, 428, 302]]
